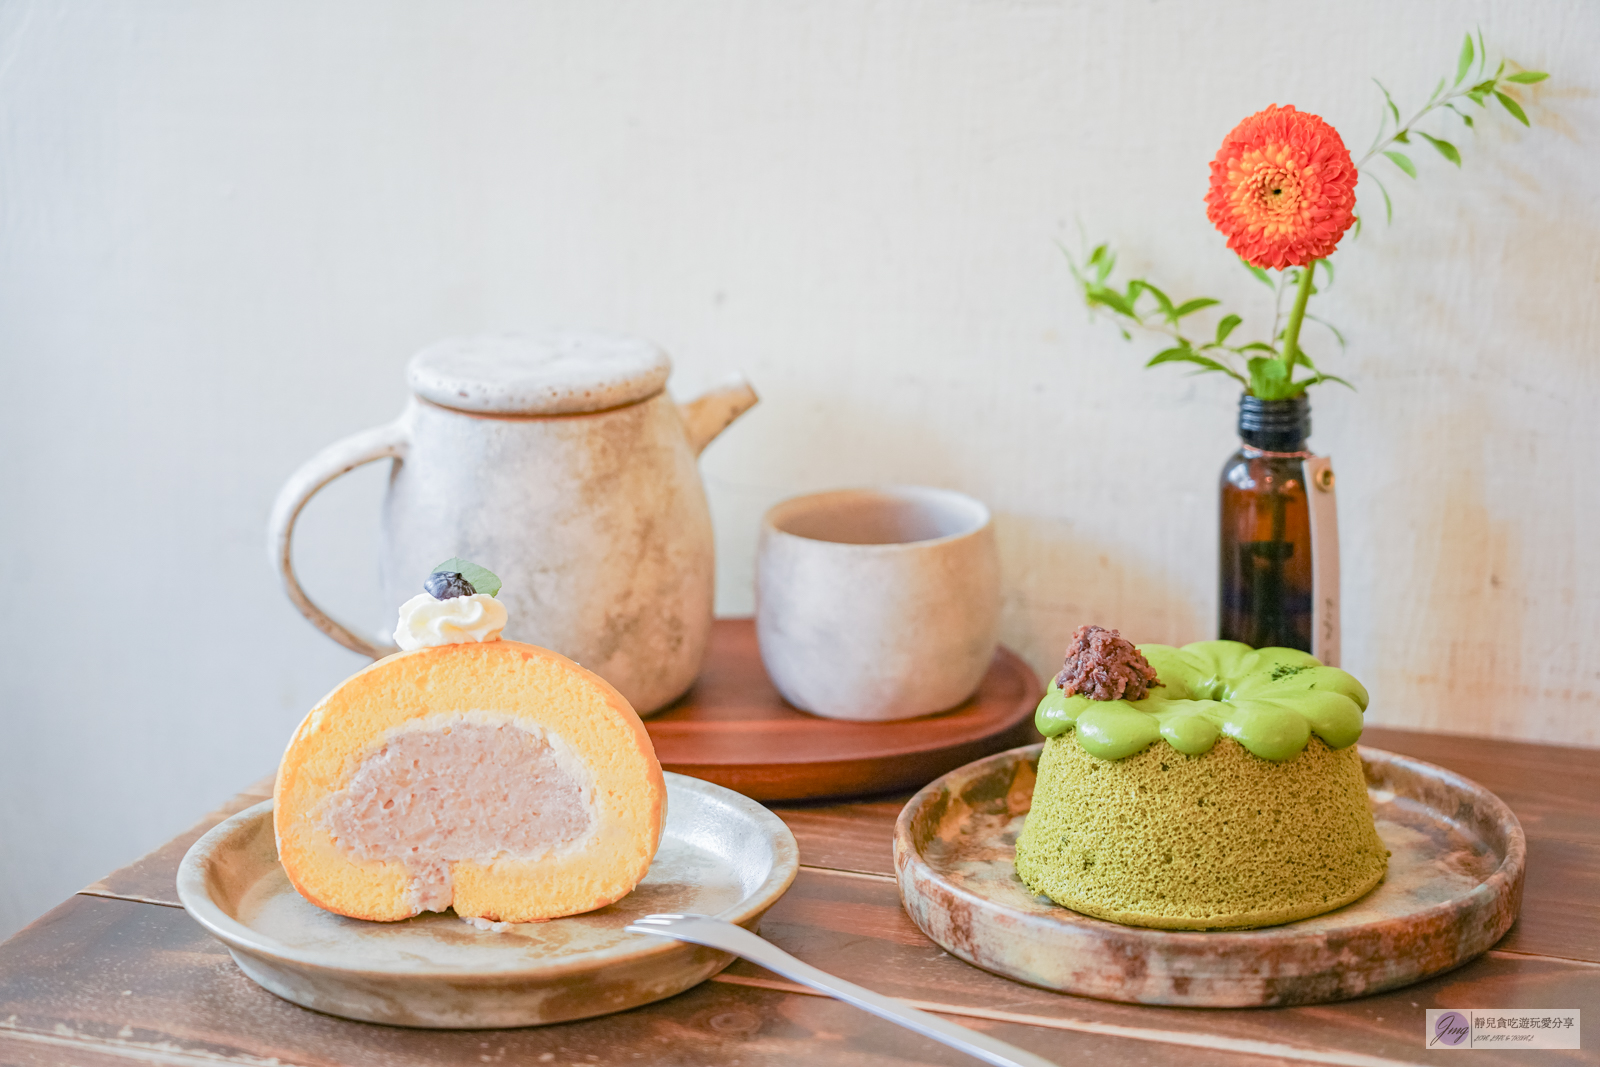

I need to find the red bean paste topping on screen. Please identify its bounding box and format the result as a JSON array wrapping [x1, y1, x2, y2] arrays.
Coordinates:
[[1054, 625, 1163, 701]]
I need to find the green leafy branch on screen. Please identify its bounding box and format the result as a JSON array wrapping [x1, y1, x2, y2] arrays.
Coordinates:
[[1065, 244, 1349, 400], [1068, 32, 1548, 398], [1359, 31, 1548, 225]]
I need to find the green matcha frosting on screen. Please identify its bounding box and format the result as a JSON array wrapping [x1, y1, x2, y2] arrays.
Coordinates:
[[1034, 640, 1368, 762]]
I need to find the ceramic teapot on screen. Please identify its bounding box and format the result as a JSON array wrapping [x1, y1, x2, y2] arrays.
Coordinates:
[[268, 333, 757, 714]]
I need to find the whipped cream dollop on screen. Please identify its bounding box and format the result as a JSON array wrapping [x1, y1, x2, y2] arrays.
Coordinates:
[[394, 593, 507, 651]]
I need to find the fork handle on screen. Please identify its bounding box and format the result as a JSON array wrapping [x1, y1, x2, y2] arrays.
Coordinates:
[[674, 923, 1058, 1067]]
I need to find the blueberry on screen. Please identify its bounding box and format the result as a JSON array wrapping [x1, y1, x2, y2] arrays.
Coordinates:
[[424, 571, 476, 600]]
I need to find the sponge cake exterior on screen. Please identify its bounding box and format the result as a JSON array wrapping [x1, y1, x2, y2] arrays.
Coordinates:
[[274, 640, 665, 923]]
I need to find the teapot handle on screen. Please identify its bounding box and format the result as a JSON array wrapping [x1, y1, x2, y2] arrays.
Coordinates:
[[267, 421, 409, 660]]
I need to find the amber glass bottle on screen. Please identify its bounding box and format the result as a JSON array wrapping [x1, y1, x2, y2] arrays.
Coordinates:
[[1219, 394, 1312, 651]]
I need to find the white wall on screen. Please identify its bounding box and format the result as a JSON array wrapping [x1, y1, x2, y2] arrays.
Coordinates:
[[2, 0, 1595, 940]]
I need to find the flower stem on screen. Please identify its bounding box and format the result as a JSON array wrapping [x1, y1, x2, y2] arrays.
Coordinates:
[[1280, 262, 1317, 375], [1356, 91, 1460, 170]]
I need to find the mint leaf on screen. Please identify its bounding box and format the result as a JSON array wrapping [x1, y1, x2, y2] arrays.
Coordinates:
[[1306, 313, 1347, 348], [1242, 260, 1275, 288], [1173, 297, 1219, 318], [1455, 33, 1474, 85], [1089, 244, 1116, 282], [1215, 313, 1242, 345], [432, 557, 502, 597], [1142, 283, 1177, 320], [1086, 284, 1137, 318], [1494, 90, 1530, 126], [1417, 132, 1462, 166], [1369, 173, 1394, 224], [1147, 347, 1246, 386], [1373, 78, 1401, 124], [1247, 357, 1293, 400], [1384, 150, 1418, 178]]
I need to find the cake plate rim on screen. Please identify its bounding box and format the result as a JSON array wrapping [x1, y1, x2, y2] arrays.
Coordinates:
[[893, 741, 1526, 1008], [176, 771, 799, 1027]]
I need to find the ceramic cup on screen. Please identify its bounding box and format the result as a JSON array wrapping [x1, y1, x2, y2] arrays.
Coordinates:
[[755, 486, 1001, 722]]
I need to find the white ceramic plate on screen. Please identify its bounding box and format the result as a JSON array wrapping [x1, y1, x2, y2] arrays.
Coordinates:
[[177, 772, 798, 1028]]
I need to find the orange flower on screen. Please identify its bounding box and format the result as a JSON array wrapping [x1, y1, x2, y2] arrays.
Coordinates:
[[1204, 105, 1357, 270]]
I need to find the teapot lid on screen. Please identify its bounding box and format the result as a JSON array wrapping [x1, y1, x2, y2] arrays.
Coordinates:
[[408, 333, 672, 415]]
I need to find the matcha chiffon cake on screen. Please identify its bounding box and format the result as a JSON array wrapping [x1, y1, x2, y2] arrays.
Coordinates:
[[1013, 626, 1387, 930]]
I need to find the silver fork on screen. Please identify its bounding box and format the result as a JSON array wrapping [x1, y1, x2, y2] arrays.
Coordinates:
[[626, 913, 1059, 1067]]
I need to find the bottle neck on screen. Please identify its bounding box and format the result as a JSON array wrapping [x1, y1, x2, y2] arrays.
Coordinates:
[[1238, 394, 1310, 453]]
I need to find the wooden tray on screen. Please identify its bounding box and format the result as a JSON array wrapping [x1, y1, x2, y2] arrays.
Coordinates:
[[894, 743, 1526, 1007], [644, 619, 1042, 801]]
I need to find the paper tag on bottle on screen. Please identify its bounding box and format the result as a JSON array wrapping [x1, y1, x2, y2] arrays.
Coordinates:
[[1305, 455, 1340, 667]]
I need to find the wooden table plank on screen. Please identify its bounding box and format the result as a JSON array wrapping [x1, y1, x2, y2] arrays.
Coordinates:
[[5, 728, 1596, 1067], [0, 896, 1334, 1067], [79, 777, 274, 908], [773, 728, 1600, 966], [1360, 728, 1600, 798], [25, 860, 1599, 1066], [736, 866, 1599, 1065]]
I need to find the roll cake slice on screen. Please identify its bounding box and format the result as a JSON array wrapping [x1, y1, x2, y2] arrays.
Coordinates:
[[273, 638, 666, 923]]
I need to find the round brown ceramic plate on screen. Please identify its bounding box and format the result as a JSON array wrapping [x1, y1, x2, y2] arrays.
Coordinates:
[[894, 744, 1525, 1008], [177, 773, 798, 1028], [646, 619, 1041, 800]]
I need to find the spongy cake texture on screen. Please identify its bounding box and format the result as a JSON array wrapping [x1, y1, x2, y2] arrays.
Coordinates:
[[274, 640, 665, 923], [1014, 733, 1387, 930]]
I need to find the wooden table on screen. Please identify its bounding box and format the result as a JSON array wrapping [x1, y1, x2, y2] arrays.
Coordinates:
[[1, 730, 1595, 1066]]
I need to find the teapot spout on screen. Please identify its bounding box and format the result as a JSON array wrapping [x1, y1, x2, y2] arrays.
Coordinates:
[[679, 377, 759, 456]]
